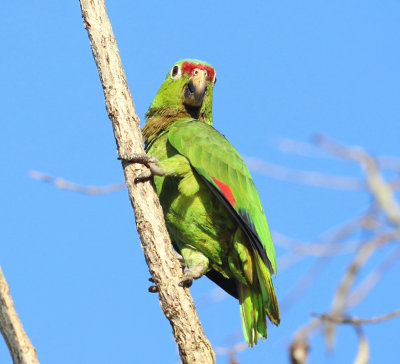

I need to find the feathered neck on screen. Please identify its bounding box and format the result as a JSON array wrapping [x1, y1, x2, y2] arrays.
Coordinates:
[[142, 106, 211, 150]]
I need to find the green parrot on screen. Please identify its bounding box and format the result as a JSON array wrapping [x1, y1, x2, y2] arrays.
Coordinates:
[[129, 59, 279, 345]]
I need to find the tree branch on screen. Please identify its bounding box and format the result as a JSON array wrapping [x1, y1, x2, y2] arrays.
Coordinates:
[[318, 308, 400, 325], [314, 134, 400, 226], [0, 267, 39, 364], [347, 244, 400, 307], [289, 318, 320, 364], [244, 156, 365, 190], [352, 326, 369, 364], [29, 170, 125, 194], [324, 231, 400, 348], [78, 1, 215, 362]]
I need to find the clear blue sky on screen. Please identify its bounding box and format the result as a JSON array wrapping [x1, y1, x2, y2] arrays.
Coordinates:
[[1, 1, 399, 363]]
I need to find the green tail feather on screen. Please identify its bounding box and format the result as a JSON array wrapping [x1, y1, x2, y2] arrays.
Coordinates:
[[239, 283, 268, 346], [238, 253, 280, 347], [255, 253, 280, 325]]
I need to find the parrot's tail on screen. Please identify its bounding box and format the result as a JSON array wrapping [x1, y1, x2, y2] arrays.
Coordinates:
[[238, 283, 266, 346], [238, 253, 280, 346], [255, 252, 280, 326]]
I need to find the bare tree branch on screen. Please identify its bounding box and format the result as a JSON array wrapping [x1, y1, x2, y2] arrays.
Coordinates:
[[277, 137, 333, 159], [347, 245, 400, 307], [78, 1, 215, 362], [324, 231, 399, 348], [214, 341, 247, 357], [245, 156, 365, 190], [29, 170, 125, 194], [289, 318, 320, 364], [314, 134, 400, 226], [266, 136, 400, 363], [273, 232, 360, 257], [278, 137, 400, 172], [280, 257, 331, 312], [0, 267, 39, 364], [318, 308, 400, 325], [353, 326, 369, 364], [276, 214, 372, 309], [289, 307, 396, 364], [324, 240, 374, 348]]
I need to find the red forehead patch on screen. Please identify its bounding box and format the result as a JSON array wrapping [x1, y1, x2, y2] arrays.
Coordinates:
[[181, 61, 215, 82]]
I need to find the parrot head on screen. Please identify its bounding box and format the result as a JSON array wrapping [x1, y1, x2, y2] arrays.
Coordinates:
[[146, 59, 216, 124]]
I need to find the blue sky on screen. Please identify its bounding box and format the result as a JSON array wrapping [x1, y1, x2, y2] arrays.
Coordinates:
[[1, 1, 399, 363]]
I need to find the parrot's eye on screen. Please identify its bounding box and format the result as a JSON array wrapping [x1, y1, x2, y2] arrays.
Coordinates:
[[170, 65, 181, 80]]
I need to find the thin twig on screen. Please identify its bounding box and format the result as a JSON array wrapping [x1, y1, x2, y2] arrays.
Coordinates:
[[314, 134, 400, 226], [273, 232, 360, 256], [347, 244, 400, 307], [245, 156, 365, 190], [277, 214, 371, 308], [318, 308, 400, 325], [353, 326, 369, 364], [277, 136, 400, 362], [278, 137, 400, 172], [280, 257, 331, 312], [315, 213, 375, 244], [29, 170, 125, 194], [324, 241, 375, 347], [289, 318, 321, 364], [277, 137, 334, 159], [214, 341, 247, 356], [324, 231, 400, 348]]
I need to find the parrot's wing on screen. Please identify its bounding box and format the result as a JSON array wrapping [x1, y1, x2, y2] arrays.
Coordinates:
[[168, 119, 276, 274]]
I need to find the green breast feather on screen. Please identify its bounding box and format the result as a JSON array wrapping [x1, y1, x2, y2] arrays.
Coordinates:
[[168, 118, 277, 274]]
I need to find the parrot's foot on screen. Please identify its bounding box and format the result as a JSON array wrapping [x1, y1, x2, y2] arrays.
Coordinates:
[[179, 264, 207, 288], [148, 277, 158, 293], [148, 285, 158, 293], [118, 152, 165, 182], [174, 251, 187, 272]]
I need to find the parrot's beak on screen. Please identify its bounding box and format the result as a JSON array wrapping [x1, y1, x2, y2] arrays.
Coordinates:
[[183, 69, 207, 107]]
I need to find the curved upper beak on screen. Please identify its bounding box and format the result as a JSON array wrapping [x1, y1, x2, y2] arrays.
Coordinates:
[[183, 69, 207, 107]]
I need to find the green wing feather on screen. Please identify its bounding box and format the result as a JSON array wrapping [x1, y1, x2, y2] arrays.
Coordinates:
[[168, 118, 277, 274]]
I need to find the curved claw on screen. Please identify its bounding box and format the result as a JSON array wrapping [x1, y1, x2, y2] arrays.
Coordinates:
[[174, 251, 187, 272], [179, 274, 193, 288], [178, 264, 207, 288], [148, 285, 159, 293], [134, 170, 153, 183]]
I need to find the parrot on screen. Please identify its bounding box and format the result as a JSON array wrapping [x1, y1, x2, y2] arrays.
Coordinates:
[[125, 59, 279, 346]]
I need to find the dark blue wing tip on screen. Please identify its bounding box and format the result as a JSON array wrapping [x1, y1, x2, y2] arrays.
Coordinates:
[[238, 208, 255, 228]]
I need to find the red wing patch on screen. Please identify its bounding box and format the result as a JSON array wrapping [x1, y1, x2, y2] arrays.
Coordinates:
[[212, 177, 235, 206]]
